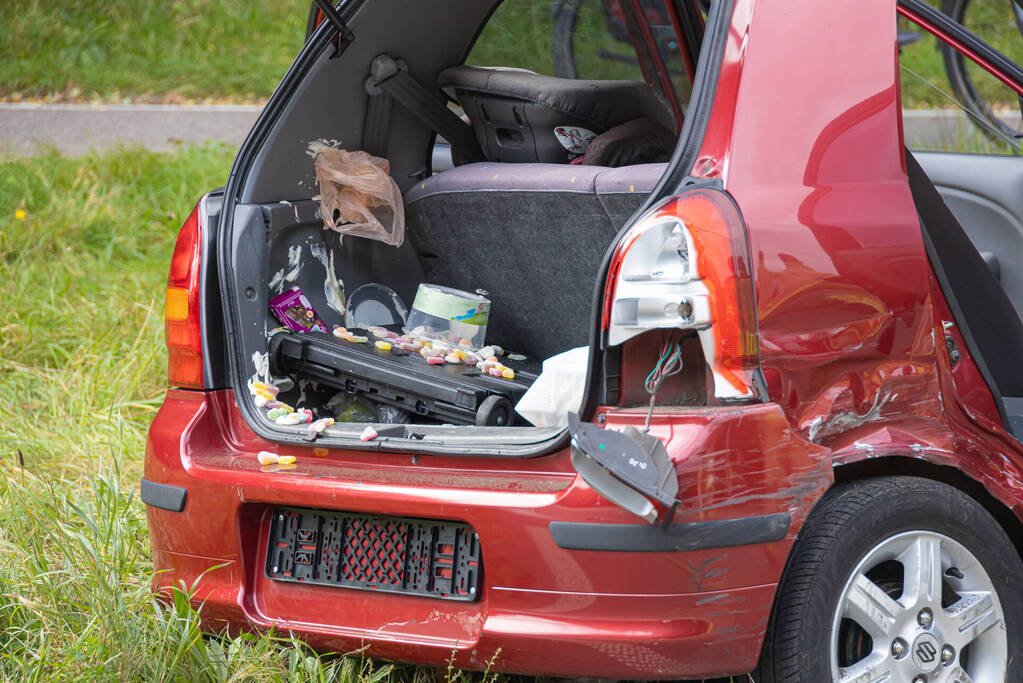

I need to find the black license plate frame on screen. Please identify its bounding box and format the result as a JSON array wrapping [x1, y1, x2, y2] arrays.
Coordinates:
[[265, 507, 482, 601]]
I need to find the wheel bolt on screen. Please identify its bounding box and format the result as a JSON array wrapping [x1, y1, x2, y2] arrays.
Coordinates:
[[918, 607, 934, 628], [941, 644, 955, 665], [891, 637, 907, 658]]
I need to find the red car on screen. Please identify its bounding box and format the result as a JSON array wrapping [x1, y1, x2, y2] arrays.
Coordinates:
[[145, 0, 1023, 679]]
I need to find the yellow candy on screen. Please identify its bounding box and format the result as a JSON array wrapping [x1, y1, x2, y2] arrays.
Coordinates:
[[375, 340, 392, 351], [253, 387, 275, 401], [277, 455, 296, 465], [502, 368, 515, 380], [454, 349, 467, 360]]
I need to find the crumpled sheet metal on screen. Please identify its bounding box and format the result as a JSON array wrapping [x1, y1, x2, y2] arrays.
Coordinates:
[[311, 143, 405, 246]]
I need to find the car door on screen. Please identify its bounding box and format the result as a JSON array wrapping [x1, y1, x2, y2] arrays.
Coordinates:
[[898, 0, 1023, 318]]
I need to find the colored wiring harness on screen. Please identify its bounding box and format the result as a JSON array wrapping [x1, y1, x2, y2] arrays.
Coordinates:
[[644, 335, 684, 430]]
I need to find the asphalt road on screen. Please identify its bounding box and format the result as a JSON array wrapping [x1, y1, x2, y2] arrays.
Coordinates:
[[0, 103, 1014, 156], [0, 103, 261, 156]]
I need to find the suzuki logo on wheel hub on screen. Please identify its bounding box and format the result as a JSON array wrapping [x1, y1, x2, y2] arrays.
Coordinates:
[[912, 633, 940, 672]]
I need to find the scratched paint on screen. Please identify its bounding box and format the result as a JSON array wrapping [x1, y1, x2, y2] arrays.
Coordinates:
[[806, 391, 896, 443]]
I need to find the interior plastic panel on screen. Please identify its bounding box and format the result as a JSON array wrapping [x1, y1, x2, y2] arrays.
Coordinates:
[[240, 0, 500, 204], [916, 151, 1023, 318]]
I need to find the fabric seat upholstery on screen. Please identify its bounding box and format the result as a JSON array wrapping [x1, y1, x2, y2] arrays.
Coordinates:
[[404, 162, 666, 359]]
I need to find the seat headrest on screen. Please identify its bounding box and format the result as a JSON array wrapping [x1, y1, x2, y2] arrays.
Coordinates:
[[438, 65, 677, 164]]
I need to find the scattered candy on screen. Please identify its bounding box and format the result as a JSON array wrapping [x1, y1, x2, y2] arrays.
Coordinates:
[[488, 367, 504, 377], [375, 340, 392, 351], [444, 352, 461, 364], [360, 426, 378, 441], [275, 412, 305, 425], [254, 394, 268, 407], [427, 356, 446, 365], [332, 326, 349, 338], [277, 455, 297, 465], [348, 335, 368, 343], [502, 368, 516, 379], [267, 407, 288, 420], [257, 451, 279, 465], [508, 353, 527, 361], [308, 417, 334, 435]]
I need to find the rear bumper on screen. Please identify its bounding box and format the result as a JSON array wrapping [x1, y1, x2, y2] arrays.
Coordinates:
[[145, 389, 832, 679]]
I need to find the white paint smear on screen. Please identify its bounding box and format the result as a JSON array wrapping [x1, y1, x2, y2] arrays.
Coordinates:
[[268, 267, 285, 294], [310, 241, 346, 317], [284, 244, 302, 284], [251, 351, 269, 382]]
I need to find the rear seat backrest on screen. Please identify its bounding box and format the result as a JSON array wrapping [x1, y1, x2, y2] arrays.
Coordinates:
[[404, 162, 667, 359]]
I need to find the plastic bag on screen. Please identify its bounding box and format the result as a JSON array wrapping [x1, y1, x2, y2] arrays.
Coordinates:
[[311, 142, 405, 246], [515, 346, 589, 429]]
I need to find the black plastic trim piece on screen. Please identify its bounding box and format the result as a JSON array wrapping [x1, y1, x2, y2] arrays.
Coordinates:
[[140, 479, 187, 512], [199, 191, 229, 390], [906, 151, 1023, 441], [549, 512, 791, 552]]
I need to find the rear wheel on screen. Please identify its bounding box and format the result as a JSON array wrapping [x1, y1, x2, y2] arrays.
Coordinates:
[[756, 476, 1023, 682]]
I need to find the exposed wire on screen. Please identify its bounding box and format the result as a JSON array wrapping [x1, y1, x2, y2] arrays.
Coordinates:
[[644, 334, 684, 431]]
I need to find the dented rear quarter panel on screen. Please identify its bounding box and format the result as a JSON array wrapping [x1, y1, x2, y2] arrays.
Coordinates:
[[692, 0, 1023, 522]]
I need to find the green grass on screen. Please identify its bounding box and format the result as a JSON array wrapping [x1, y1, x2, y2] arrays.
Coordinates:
[[9, 0, 1009, 111], [0, 145, 514, 681], [0, 0, 308, 103]]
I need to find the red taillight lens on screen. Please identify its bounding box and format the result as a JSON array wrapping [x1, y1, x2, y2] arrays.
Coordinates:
[[165, 201, 204, 389], [603, 188, 760, 400]]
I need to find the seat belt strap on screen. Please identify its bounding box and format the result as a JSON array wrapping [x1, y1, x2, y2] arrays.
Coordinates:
[[366, 54, 485, 163], [362, 82, 393, 157]]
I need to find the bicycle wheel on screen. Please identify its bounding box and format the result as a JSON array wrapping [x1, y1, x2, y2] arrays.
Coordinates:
[[940, 0, 1023, 144], [552, 0, 585, 79]]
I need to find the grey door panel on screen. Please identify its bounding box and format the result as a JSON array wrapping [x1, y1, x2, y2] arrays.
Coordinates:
[[916, 151, 1023, 319]]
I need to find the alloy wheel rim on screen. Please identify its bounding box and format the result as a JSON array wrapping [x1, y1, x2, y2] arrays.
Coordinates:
[[829, 530, 1007, 682]]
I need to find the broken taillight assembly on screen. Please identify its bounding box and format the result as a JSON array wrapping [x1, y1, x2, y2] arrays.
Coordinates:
[[165, 199, 205, 389], [603, 187, 760, 401]]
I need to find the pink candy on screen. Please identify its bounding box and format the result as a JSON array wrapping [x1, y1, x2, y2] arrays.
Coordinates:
[[427, 356, 446, 365]]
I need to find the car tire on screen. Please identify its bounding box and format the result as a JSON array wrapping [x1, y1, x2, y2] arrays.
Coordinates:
[[755, 476, 1023, 682]]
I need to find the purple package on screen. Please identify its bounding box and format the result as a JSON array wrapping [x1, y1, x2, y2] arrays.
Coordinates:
[[270, 287, 328, 333]]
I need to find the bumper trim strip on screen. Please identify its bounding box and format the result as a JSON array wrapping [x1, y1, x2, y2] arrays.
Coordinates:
[[549, 512, 790, 552], [141, 478, 188, 512]]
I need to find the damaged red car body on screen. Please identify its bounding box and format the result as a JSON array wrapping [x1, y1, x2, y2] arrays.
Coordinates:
[[145, 0, 1023, 679]]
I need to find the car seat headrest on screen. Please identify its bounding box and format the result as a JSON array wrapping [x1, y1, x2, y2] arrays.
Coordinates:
[[438, 65, 677, 164]]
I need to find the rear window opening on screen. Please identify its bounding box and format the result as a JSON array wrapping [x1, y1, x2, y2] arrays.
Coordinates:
[[221, 0, 724, 454]]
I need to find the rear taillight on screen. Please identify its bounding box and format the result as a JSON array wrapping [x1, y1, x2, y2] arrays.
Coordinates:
[[603, 188, 759, 400], [165, 199, 205, 389]]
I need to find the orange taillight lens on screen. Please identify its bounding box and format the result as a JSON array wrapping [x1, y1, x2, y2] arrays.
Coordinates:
[[165, 201, 205, 389], [603, 188, 760, 400]]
